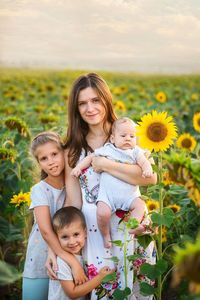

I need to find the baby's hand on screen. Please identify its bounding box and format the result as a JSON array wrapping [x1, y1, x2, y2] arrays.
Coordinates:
[[71, 167, 82, 177], [142, 166, 153, 178], [142, 169, 153, 178], [98, 266, 115, 280]]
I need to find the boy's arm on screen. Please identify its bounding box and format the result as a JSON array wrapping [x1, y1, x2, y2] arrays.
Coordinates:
[[71, 153, 94, 177], [35, 206, 87, 284], [60, 267, 114, 299]]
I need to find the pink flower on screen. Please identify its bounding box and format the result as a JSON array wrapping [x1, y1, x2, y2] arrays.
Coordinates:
[[87, 264, 98, 280], [133, 258, 146, 268], [112, 282, 118, 289]]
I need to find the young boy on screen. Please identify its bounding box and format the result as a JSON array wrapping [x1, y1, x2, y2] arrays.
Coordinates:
[[48, 206, 114, 300], [71, 117, 153, 248]]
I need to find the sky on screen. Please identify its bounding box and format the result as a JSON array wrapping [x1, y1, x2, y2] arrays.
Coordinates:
[[0, 0, 200, 73]]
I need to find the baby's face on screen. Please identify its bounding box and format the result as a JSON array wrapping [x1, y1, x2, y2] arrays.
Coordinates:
[[110, 122, 137, 150]]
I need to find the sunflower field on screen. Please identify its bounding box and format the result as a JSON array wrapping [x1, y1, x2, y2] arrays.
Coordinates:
[[0, 68, 200, 300]]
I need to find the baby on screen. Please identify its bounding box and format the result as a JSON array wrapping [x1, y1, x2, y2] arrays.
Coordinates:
[[71, 117, 153, 248]]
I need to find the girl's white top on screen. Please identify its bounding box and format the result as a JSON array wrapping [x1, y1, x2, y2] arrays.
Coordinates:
[[23, 180, 65, 278]]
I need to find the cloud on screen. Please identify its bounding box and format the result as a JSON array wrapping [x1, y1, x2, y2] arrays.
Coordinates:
[[0, 0, 200, 73]]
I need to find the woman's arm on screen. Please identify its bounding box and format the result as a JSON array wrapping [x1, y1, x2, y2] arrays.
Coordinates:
[[35, 206, 87, 284], [64, 150, 82, 209], [91, 156, 157, 186], [60, 267, 114, 299]]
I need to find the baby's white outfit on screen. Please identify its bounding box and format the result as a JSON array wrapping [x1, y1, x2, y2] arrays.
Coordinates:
[[95, 143, 144, 213]]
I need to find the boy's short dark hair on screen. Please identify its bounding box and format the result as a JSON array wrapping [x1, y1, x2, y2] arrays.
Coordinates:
[[52, 206, 86, 233]]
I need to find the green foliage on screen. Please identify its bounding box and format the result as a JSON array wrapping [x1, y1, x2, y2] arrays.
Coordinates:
[[151, 207, 175, 227], [0, 68, 200, 299], [0, 260, 21, 286], [101, 272, 117, 283], [140, 259, 168, 279], [139, 282, 157, 296], [113, 287, 131, 299]]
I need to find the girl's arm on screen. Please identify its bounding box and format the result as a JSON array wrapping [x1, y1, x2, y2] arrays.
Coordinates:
[[60, 267, 114, 299], [34, 206, 87, 284], [91, 156, 157, 186], [64, 149, 83, 209]]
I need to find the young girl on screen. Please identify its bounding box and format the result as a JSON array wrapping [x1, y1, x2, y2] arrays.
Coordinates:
[[22, 132, 87, 300]]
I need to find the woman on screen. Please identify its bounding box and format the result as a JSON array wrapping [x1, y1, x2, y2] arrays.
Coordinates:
[[65, 73, 156, 299]]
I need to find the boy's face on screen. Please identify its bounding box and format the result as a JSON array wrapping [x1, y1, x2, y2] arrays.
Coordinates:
[[110, 122, 137, 150], [57, 221, 86, 255]]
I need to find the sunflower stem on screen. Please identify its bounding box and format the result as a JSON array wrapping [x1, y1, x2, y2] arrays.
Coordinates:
[[158, 152, 163, 300]]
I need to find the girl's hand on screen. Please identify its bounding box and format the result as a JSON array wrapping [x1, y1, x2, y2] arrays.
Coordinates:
[[45, 248, 58, 280], [91, 156, 107, 173], [72, 263, 88, 285]]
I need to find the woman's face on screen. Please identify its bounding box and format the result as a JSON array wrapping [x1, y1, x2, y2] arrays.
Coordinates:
[[78, 87, 106, 126]]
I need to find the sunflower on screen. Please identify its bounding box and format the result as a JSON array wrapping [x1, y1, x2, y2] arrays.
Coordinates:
[[137, 111, 177, 152], [146, 199, 159, 212], [176, 133, 197, 152], [193, 112, 200, 132], [191, 93, 199, 101], [114, 100, 126, 112], [10, 192, 31, 207], [155, 92, 167, 103], [173, 236, 200, 288], [0, 148, 17, 163], [5, 116, 30, 138], [168, 204, 181, 213]]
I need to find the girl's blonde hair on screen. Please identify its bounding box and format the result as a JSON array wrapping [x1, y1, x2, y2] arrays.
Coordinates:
[[31, 131, 63, 179]]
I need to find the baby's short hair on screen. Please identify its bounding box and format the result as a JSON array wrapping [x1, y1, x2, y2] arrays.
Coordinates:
[[52, 206, 86, 233], [112, 117, 137, 134]]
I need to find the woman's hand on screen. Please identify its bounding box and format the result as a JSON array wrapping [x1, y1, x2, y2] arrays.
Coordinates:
[[45, 248, 58, 280], [91, 156, 107, 173]]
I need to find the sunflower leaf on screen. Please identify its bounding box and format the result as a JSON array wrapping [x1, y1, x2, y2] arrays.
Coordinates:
[[151, 208, 174, 227]]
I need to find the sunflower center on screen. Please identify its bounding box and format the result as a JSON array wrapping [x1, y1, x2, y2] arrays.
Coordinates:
[[182, 138, 192, 148], [147, 122, 168, 142], [197, 118, 200, 126], [149, 203, 156, 210]]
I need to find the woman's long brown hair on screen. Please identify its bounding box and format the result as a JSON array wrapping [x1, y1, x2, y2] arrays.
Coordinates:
[[64, 73, 117, 168]]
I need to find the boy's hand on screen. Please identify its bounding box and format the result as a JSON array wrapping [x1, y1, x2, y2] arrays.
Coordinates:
[[71, 167, 82, 178], [72, 263, 88, 285], [98, 266, 115, 280]]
